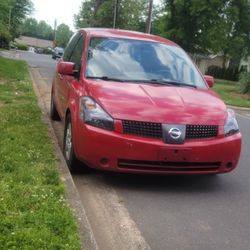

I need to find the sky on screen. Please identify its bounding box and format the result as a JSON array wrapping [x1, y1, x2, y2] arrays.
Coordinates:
[[30, 0, 161, 31], [30, 0, 82, 31]]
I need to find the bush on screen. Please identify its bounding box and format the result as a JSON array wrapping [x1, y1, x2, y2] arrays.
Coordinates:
[[15, 43, 28, 51], [206, 65, 245, 81], [0, 24, 11, 49], [239, 72, 250, 94], [43, 48, 52, 54]]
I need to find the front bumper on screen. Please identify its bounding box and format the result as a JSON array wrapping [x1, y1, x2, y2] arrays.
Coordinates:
[[76, 124, 241, 174]]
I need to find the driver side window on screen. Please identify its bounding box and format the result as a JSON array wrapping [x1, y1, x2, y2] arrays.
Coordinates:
[[69, 35, 84, 72], [63, 32, 82, 61]]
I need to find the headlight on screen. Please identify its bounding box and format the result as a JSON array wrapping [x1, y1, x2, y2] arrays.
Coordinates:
[[79, 97, 114, 131], [224, 109, 239, 136]]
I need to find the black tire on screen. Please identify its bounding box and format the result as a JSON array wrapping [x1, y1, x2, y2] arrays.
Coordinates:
[[50, 93, 60, 121], [63, 114, 82, 173]]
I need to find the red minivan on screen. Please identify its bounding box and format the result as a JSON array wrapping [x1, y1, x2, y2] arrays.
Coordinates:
[[50, 28, 241, 174]]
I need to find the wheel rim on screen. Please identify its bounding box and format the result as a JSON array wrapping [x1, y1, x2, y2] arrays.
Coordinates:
[[65, 122, 72, 161]]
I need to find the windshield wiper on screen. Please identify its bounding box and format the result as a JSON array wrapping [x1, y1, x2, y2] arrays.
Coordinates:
[[86, 76, 125, 82], [149, 79, 197, 88], [164, 81, 197, 88], [126, 79, 168, 86], [126, 79, 197, 88], [86, 77, 197, 88]]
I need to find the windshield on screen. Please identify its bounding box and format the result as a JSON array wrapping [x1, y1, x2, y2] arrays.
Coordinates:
[[86, 37, 206, 89]]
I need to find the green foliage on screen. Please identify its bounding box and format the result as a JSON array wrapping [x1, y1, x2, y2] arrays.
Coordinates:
[[0, 0, 33, 47], [239, 72, 250, 94], [0, 57, 81, 249], [74, 0, 148, 31], [154, 0, 250, 66], [206, 65, 244, 81], [0, 23, 11, 48], [56, 23, 73, 47], [74, 0, 94, 28], [224, 0, 250, 67], [214, 79, 250, 107], [43, 47, 53, 54], [36, 20, 53, 40], [116, 0, 148, 31], [159, 0, 230, 54], [15, 42, 28, 50], [20, 18, 74, 45], [0, 0, 12, 47], [20, 17, 38, 37]]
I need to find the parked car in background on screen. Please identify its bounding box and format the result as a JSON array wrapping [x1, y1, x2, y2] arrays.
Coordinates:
[[50, 28, 241, 174], [52, 47, 64, 59], [35, 47, 44, 54]]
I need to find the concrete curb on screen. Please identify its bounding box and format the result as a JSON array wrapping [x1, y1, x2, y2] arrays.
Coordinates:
[[0, 49, 20, 59], [227, 105, 250, 111], [28, 67, 99, 250]]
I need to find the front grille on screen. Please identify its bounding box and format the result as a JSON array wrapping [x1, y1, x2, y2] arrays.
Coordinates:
[[186, 125, 218, 139], [122, 120, 218, 140], [118, 159, 221, 172], [122, 120, 162, 138]]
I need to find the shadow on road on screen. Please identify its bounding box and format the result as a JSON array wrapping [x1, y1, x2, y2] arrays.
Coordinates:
[[73, 167, 240, 194]]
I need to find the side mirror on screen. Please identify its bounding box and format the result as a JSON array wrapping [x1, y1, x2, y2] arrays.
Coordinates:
[[58, 61, 76, 76], [204, 75, 214, 88]]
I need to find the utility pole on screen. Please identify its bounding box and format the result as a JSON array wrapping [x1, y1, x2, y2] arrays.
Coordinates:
[[113, 0, 118, 29], [53, 19, 57, 48], [146, 0, 153, 33]]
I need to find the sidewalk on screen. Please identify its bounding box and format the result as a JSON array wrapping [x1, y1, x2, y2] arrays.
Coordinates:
[[0, 49, 20, 59], [230, 106, 250, 118]]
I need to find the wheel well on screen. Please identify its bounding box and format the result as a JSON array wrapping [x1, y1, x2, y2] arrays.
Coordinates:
[[65, 109, 71, 122]]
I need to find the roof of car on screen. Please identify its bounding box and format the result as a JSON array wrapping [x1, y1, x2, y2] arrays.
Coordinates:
[[79, 28, 178, 46]]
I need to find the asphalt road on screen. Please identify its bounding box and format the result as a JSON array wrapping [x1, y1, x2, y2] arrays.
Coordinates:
[[19, 51, 56, 83], [20, 51, 250, 250]]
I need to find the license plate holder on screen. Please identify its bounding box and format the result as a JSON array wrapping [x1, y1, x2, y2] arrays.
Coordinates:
[[158, 148, 192, 162]]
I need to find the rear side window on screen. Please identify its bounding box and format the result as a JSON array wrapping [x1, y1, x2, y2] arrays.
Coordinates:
[[63, 32, 82, 61], [69, 35, 84, 72]]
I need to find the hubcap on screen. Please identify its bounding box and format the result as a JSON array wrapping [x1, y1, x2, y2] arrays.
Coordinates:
[[65, 123, 72, 161]]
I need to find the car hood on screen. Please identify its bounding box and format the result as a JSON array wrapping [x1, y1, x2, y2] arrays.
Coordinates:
[[86, 80, 227, 125]]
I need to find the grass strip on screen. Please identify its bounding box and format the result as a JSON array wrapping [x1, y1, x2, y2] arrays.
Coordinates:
[[0, 57, 81, 249], [214, 79, 250, 108]]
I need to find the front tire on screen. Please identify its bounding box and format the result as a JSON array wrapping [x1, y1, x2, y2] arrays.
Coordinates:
[[63, 114, 82, 173]]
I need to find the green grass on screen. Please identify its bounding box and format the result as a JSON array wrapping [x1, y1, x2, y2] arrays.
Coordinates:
[[0, 57, 81, 250], [214, 79, 250, 108]]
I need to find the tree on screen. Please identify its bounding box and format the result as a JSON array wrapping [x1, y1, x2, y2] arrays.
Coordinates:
[[9, 0, 33, 38], [20, 17, 38, 37], [155, 0, 250, 68], [0, 0, 33, 47], [74, 0, 148, 31], [115, 0, 148, 31], [223, 0, 250, 67], [56, 23, 73, 47], [36, 20, 53, 40], [159, 0, 228, 54], [0, 0, 11, 47], [74, 0, 95, 28]]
